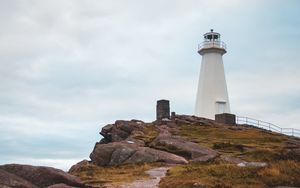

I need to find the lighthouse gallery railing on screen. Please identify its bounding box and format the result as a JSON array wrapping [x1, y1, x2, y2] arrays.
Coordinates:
[[198, 41, 227, 51], [236, 116, 300, 138]]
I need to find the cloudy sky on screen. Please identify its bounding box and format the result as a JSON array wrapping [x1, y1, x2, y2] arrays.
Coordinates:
[[1, 0, 300, 170]]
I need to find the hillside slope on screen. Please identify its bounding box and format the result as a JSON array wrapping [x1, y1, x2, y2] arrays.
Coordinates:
[[70, 115, 300, 188]]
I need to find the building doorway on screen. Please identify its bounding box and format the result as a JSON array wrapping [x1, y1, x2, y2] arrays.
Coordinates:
[[216, 101, 226, 114]]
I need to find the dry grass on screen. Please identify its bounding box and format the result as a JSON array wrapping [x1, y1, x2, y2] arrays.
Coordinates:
[[178, 124, 289, 160], [259, 160, 300, 186], [71, 163, 162, 188], [179, 124, 287, 147], [158, 124, 300, 187], [159, 160, 300, 188]]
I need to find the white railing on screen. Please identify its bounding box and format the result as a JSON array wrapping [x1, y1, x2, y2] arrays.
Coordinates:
[[198, 41, 227, 51], [236, 116, 300, 138]]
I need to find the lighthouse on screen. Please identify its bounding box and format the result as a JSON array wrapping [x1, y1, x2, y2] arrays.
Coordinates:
[[195, 29, 230, 119]]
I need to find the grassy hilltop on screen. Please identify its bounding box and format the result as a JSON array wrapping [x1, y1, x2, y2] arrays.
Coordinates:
[[70, 115, 300, 188], [160, 123, 300, 187]]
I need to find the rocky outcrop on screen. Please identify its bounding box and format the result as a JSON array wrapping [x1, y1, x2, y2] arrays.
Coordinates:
[[90, 142, 188, 166], [100, 120, 146, 143], [0, 164, 86, 188], [150, 125, 218, 162], [0, 169, 37, 188], [89, 115, 223, 166]]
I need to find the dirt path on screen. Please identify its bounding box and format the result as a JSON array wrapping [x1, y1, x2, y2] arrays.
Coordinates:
[[119, 167, 170, 188]]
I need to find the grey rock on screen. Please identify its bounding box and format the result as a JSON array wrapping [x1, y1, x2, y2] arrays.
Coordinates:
[[109, 146, 137, 165], [0, 169, 37, 188], [100, 120, 145, 143], [0, 164, 85, 188], [90, 142, 187, 166], [150, 125, 218, 162], [90, 142, 121, 166], [124, 147, 188, 164], [125, 137, 145, 146]]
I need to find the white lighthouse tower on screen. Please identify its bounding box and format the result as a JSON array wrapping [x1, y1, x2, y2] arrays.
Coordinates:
[[195, 29, 230, 119]]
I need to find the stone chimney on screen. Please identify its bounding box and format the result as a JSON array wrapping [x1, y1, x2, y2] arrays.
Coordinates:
[[156, 99, 170, 120]]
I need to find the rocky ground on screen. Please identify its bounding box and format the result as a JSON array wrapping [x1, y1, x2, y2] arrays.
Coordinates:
[[1, 114, 300, 188], [88, 116, 220, 167], [0, 164, 87, 188]]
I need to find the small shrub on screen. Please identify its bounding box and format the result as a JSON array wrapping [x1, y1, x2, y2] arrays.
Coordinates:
[[213, 142, 244, 152]]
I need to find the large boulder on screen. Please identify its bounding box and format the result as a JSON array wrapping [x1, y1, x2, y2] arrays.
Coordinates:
[[151, 136, 218, 162], [150, 125, 218, 162], [90, 142, 187, 166], [0, 164, 86, 188], [125, 147, 188, 164], [0, 169, 37, 188], [100, 120, 145, 142], [93, 117, 218, 166]]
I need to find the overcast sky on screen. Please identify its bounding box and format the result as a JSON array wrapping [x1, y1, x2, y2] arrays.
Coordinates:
[[1, 0, 300, 170]]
